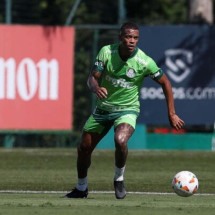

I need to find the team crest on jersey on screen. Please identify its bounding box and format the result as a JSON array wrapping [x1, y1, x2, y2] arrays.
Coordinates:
[[126, 68, 136, 78]]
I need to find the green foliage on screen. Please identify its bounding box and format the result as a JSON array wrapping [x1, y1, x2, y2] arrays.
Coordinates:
[[126, 0, 188, 24], [1, 0, 213, 25]]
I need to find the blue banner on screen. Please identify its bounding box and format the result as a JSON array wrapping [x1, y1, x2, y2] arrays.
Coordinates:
[[138, 25, 215, 126]]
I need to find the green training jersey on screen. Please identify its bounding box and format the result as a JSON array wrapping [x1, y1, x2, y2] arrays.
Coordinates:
[[93, 43, 163, 113]]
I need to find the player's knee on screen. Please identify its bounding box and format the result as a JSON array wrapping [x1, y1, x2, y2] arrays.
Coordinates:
[[114, 124, 134, 149], [114, 133, 128, 149], [78, 142, 93, 155]]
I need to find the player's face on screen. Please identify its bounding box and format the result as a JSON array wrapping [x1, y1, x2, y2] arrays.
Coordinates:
[[119, 28, 139, 53]]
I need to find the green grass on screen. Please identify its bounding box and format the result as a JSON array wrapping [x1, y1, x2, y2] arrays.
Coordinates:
[[1, 193, 215, 215], [0, 148, 215, 215]]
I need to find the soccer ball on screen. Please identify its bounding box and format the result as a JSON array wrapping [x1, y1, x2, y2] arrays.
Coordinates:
[[172, 171, 199, 197]]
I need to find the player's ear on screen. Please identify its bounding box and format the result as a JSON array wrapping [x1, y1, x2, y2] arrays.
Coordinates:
[[118, 29, 124, 41], [118, 33, 122, 41]]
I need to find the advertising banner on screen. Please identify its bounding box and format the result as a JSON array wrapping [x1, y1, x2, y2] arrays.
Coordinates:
[[0, 25, 74, 130], [138, 25, 215, 126]]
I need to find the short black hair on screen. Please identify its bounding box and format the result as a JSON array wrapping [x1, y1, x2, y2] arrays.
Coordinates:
[[120, 22, 139, 34]]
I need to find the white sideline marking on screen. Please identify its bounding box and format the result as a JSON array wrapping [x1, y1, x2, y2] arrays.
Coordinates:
[[0, 190, 215, 196]]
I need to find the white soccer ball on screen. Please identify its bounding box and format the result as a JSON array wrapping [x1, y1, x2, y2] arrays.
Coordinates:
[[172, 171, 199, 197]]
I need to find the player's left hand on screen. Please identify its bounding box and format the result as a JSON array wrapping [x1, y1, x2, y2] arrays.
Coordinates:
[[169, 114, 185, 130]]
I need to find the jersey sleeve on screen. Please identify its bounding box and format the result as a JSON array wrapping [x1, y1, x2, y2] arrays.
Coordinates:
[[146, 57, 163, 80], [92, 46, 108, 73]]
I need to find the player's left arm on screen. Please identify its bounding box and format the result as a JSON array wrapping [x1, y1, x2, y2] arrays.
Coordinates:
[[155, 74, 185, 130]]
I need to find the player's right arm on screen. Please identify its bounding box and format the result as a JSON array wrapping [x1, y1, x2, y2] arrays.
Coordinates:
[[87, 70, 108, 99], [87, 46, 109, 99]]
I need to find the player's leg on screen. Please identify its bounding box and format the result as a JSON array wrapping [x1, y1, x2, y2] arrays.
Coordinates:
[[114, 123, 134, 168], [113, 113, 137, 199], [77, 130, 107, 179], [65, 131, 106, 198], [65, 114, 111, 198]]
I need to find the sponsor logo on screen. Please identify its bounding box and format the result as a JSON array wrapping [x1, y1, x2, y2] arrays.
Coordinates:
[[140, 87, 215, 100], [165, 49, 193, 83], [105, 75, 133, 89], [0, 57, 59, 101]]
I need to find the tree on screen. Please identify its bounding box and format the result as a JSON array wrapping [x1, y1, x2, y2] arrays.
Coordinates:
[[189, 0, 214, 24], [125, 0, 188, 24]]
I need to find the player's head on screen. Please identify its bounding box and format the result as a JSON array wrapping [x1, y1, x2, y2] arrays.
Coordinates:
[[119, 22, 139, 36], [119, 22, 139, 54]]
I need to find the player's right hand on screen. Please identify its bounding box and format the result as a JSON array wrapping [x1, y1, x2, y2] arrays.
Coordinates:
[[95, 87, 108, 99]]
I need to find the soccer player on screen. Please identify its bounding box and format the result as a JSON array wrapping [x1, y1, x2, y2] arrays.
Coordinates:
[[65, 22, 184, 199]]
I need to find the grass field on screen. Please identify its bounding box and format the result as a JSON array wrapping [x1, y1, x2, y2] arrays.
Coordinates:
[[1, 148, 215, 215]]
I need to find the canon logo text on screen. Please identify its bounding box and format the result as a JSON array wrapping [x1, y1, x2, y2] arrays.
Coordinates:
[[0, 58, 59, 101]]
